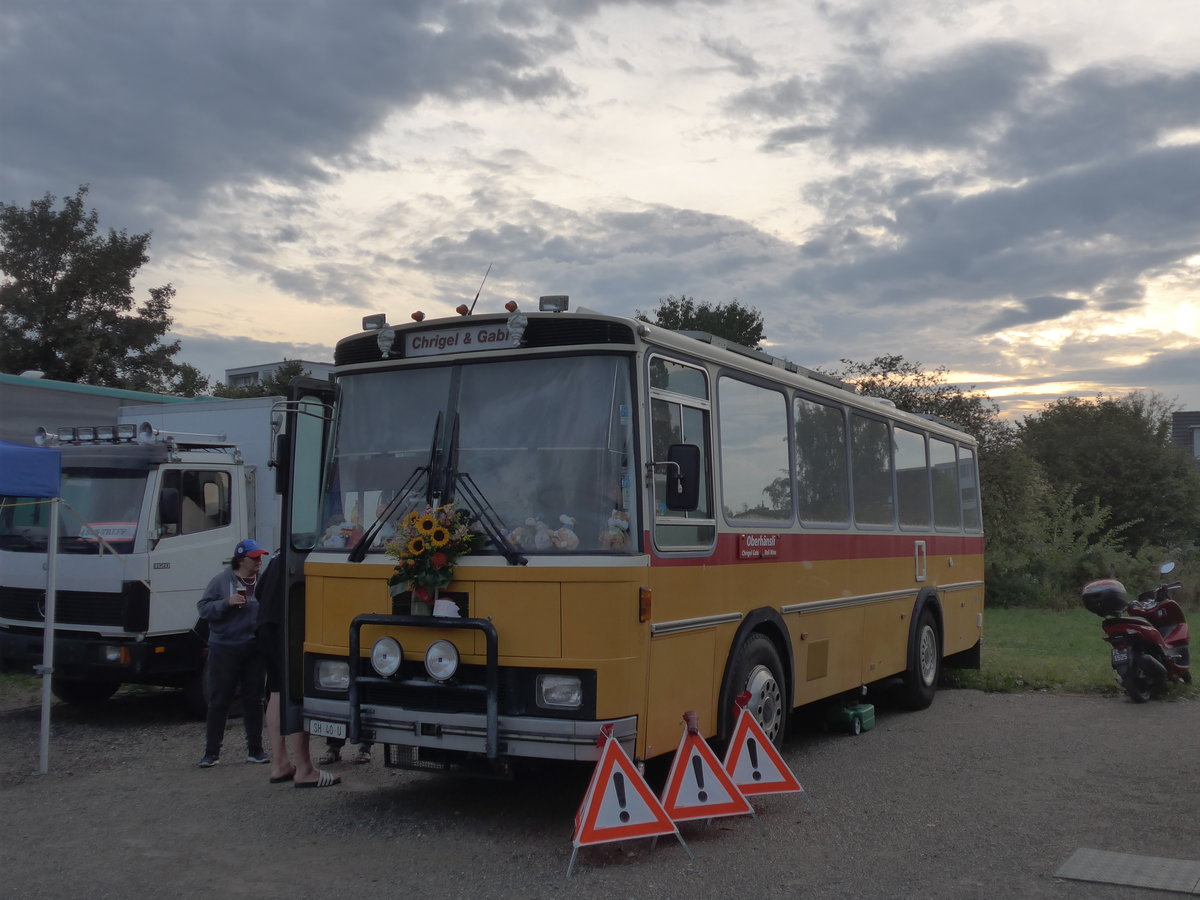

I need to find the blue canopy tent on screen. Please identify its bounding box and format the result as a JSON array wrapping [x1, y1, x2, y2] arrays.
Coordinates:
[[0, 439, 63, 773]]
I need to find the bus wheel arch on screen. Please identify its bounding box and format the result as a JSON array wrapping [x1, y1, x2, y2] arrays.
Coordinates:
[[717, 610, 793, 750], [899, 591, 943, 710]]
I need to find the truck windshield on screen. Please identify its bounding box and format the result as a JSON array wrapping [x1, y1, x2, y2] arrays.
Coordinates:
[[0, 467, 147, 554], [319, 354, 638, 554]]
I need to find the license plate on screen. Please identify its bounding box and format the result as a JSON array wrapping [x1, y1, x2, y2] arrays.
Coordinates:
[[308, 719, 346, 740], [1110, 649, 1128, 665]]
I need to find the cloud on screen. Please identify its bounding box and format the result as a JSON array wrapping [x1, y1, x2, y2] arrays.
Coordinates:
[[0, 1, 577, 229], [734, 40, 1050, 153], [975, 296, 1088, 333]]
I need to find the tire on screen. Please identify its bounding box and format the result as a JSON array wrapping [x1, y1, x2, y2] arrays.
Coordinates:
[[850, 717, 862, 737], [722, 632, 788, 750], [51, 678, 120, 706], [1123, 654, 1154, 703], [899, 609, 941, 710]]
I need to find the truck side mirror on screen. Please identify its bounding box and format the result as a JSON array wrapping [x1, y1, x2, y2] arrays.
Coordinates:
[[665, 443, 701, 512]]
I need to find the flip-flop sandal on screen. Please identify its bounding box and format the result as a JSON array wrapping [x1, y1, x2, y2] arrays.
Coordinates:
[[269, 771, 295, 784], [295, 770, 341, 789]]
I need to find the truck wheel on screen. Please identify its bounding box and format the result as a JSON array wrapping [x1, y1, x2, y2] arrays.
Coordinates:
[[51, 678, 120, 706], [899, 609, 941, 710], [723, 633, 788, 750]]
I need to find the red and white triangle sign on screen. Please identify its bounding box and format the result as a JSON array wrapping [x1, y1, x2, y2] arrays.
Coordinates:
[[722, 706, 803, 797], [573, 731, 679, 847], [661, 715, 752, 822]]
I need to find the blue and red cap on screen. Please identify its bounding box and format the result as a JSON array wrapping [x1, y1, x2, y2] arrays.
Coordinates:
[[233, 539, 269, 559]]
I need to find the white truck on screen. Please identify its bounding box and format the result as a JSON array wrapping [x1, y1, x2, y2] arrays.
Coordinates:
[[0, 396, 283, 714]]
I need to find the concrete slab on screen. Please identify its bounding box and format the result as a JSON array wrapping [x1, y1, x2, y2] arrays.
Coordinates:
[[1056, 848, 1200, 895]]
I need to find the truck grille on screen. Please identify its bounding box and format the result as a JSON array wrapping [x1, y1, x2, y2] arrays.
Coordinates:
[[0, 586, 125, 627]]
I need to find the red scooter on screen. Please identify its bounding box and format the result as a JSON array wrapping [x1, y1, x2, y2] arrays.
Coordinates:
[[1082, 562, 1191, 702]]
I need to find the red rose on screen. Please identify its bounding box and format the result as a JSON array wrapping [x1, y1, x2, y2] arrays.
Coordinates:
[[431, 551, 449, 570]]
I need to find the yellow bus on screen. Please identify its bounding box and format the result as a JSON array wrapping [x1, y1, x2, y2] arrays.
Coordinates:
[[279, 299, 983, 774]]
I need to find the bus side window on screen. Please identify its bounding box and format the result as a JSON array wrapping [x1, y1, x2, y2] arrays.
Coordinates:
[[851, 414, 894, 527]]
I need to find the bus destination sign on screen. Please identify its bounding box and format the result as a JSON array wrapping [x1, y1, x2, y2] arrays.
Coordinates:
[[405, 324, 513, 358], [738, 533, 779, 560]]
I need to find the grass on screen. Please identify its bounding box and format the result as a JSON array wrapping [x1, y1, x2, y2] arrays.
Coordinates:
[[946, 606, 1199, 699]]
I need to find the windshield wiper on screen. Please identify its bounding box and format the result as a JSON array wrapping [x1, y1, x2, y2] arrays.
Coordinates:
[[348, 413, 441, 562], [441, 413, 526, 566]]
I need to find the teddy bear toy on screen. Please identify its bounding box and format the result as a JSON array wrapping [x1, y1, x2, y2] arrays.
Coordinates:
[[532, 519, 554, 551], [600, 508, 630, 550], [505, 518, 535, 550], [552, 514, 579, 550]]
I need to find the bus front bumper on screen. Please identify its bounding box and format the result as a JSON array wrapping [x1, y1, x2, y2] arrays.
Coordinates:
[[303, 696, 637, 763]]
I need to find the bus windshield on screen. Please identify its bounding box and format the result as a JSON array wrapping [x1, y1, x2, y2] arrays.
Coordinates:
[[319, 354, 638, 554], [0, 467, 148, 554]]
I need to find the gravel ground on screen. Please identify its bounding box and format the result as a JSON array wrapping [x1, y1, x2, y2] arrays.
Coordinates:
[[1, 686, 1197, 899]]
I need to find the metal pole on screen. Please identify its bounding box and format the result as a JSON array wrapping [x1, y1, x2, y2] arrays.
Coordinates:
[[37, 497, 60, 775]]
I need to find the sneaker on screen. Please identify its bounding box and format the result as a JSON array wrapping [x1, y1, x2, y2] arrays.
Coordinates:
[[354, 746, 372, 765], [246, 751, 270, 764], [318, 748, 341, 765], [197, 754, 220, 768]]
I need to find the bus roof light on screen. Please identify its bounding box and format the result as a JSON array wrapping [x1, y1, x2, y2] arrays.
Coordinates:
[[455, 304, 470, 316], [504, 300, 519, 312], [539, 295, 569, 312], [411, 310, 426, 322], [362, 313, 387, 331]]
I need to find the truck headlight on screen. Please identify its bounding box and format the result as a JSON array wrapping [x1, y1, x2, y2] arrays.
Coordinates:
[[371, 637, 402, 677], [424, 640, 458, 682], [315, 659, 350, 691], [536, 673, 582, 709]]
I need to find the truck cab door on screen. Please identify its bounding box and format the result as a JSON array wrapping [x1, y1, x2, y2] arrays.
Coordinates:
[[149, 465, 240, 634]]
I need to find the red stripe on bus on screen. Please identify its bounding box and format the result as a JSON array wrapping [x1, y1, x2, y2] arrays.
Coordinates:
[[646, 531, 984, 566]]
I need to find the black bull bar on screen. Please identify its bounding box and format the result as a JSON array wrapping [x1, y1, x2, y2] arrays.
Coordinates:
[[347, 614, 500, 759]]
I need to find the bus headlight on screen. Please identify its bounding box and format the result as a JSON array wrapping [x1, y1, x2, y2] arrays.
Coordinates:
[[424, 640, 458, 682], [315, 659, 350, 691], [371, 637, 403, 677], [536, 674, 582, 709]]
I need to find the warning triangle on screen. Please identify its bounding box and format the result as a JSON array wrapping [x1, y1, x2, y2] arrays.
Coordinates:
[[660, 727, 752, 822], [722, 708, 803, 796], [573, 735, 679, 847]]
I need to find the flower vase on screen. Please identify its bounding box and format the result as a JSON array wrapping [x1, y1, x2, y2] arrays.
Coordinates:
[[411, 587, 434, 616]]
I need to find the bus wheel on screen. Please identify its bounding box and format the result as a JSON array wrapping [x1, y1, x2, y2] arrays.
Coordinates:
[[727, 633, 788, 749], [900, 609, 941, 710], [51, 678, 119, 706]]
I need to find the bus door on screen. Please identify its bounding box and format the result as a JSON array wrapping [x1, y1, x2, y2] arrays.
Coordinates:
[[276, 376, 336, 705]]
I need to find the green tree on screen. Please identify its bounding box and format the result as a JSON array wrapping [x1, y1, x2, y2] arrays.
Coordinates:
[[831, 355, 1003, 445], [1019, 393, 1200, 554], [637, 295, 765, 349], [166, 363, 212, 398], [212, 359, 309, 398], [0, 185, 183, 389]]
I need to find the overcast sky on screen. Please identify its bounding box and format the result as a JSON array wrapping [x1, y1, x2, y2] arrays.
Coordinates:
[[2, 0, 1198, 414]]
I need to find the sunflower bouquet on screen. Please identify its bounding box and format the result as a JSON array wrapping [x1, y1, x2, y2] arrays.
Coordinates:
[[384, 503, 484, 605]]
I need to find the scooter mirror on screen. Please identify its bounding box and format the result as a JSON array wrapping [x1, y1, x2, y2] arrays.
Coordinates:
[[1160, 561, 1176, 576]]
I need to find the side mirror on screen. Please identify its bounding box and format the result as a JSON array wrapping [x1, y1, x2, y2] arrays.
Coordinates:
[[665, 443, 701, 512]]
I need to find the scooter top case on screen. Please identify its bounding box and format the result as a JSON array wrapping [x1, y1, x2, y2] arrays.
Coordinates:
[[1082, 579, 1129, 617]]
